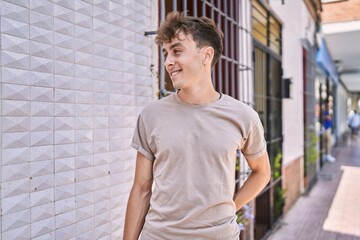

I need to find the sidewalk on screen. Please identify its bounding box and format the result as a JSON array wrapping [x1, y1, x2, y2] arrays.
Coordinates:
[[267, 138, 360, 240]]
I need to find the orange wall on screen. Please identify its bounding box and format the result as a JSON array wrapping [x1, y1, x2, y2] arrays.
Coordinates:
[[322, 0, 360, 23]]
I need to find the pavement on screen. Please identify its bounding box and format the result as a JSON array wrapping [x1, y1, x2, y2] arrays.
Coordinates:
[[266, 137, 360, 240]]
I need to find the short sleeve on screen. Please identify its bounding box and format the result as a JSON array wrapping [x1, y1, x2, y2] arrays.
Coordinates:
[[131, 114, 155, 161], [240, 115, 267, 160]]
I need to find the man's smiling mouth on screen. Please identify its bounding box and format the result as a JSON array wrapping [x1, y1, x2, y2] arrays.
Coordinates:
[[170, 70, 182, 77]]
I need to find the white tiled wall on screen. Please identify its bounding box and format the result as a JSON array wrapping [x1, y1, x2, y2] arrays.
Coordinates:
[[0, 0, 155, 239]]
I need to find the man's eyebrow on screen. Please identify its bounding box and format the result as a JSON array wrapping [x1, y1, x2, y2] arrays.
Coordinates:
[[162, 42, 184, 54]]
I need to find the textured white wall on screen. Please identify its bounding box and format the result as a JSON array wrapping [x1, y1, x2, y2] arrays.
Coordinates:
[[0, 0, 155, 239]]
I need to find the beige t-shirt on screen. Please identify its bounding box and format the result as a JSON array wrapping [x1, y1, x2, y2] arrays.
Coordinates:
[[132, 93, 267, 240]]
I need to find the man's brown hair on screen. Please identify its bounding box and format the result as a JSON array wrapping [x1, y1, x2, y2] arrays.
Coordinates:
[[155, 11, 224, 68]]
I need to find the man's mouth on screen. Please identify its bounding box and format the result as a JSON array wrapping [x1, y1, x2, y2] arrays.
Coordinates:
[[170, 70, 182, 77]]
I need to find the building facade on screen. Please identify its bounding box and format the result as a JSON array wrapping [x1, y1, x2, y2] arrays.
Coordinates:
[[268, 0, 322, 213]]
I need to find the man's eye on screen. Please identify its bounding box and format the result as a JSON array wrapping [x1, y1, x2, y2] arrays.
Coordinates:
[[174, 49, 180, 54]]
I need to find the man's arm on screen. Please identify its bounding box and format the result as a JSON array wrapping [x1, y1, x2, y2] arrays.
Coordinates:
[[123, 152, 153, 240], [233, 153, 271, 211]]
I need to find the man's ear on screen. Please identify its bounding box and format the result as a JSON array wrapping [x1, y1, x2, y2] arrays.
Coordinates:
[[203, 46, 214, 66]]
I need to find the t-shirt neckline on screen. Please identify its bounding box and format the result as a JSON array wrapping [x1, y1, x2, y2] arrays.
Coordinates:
[[173, 91, 225, 108]]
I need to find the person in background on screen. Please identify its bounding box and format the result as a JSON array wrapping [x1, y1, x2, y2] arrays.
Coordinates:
[[322, 103, 336, 162], [123, 11, 271, 240], [348, 110, 360, 142]]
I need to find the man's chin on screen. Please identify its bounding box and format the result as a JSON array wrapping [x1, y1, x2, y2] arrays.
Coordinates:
[[172, 81, 184, 90]]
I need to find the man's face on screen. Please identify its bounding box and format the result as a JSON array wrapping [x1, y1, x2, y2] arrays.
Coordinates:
[[162, 32, 205, 90]]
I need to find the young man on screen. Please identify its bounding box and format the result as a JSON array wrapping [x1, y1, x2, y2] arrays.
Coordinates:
[[123, 12, 271, 240]]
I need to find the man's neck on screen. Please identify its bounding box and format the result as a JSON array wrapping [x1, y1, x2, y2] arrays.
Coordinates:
[[177, 85, 220, 105]]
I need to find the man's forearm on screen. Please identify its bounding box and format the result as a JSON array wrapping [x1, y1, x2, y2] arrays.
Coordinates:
[[233, 170, 270, 212], [123, 186, 152, 240]]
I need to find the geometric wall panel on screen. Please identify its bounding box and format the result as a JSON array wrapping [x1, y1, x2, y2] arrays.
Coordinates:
[[55, 117, 74, 131], [93, 6, 109, 22], [76, 217, 94, 237], [30, 71, 53, 87], [75, 25, 92, 41], [76, 142, 93, 155], [2, 132, 30, 149], [76, 204, 94, 222], [30, 11, 53, 31], [55, 210, 75, 229], [30, 131, 53, 147], [30, 217, 55, 239], [1, 18, 29, 39], [1, 209, 30, 232], [55, 88, 75, 103], [75, 65, 93, 80], [54, 61, 75, 76], [30, 174, 54, 192], [2, 116, 29, 133], [54, 143, 75, 159], [75, 192, 93, 209], [30, 56, 53, 73], [31, 102, 53, 117], [31, 160, 53, 177], [54, 18, 74, 37], [2, 162, 29, 182], [2, 67, 30, 85], [75, 155, 93, 169], [2, 51, 29, 70], [93, 129, 108, 141], [2, 34, 29, 55], [75, 117, 94, 129], [55, 196, 75, 215], [30, 117, 53, 132], [75, 12, 92, 28], [2, 1, 29, 24], [30, 25, 53, 45], [55, 103, 75, 117], [75, 38, 92, 54], [76, 167, 93, 182], [31, 86, 54, 102], [30, 41, 53, 59], [2, 225, 30, 240], [54, 47, 74, 63], [75, 179, 94, 195], [30, 202, 54, 222], [55, 157, 75, 173], [75, 129, 93, 143], [2, 147, 29, 165], [2, 179, 29, 199], [55, 224, 76, 240], [55, 130, 75, 144], [30, 0, 53, 16], [54, 4, 75, 23], [55, 170, 75, 187], [30, 145, 53, 162], [54, 32, 75, 50], [1, 1, 153, 239], [93, 140, 109, 153], [76, 91, 93, 104], [75, 1, 92, 16], [75, 104, 93, 117], [55, 184, 75, 201], [2, 193, 30, 215], [3, 100, 30, 117], [30, 188, 54, 207]]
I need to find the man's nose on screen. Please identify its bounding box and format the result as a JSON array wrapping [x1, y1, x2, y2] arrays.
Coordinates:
[[164, 55, 174, 68]]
